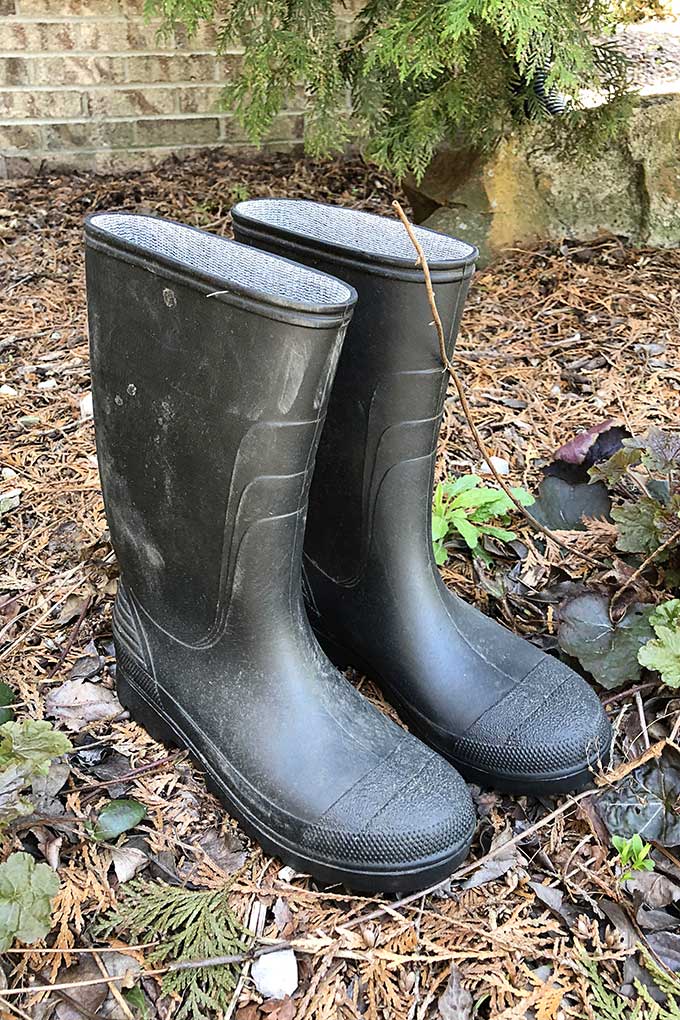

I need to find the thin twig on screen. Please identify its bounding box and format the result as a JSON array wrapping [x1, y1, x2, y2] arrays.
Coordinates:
[[2, 943, 290, 998], [92, 950, 136, 1020], [392, 200, 602, 570]]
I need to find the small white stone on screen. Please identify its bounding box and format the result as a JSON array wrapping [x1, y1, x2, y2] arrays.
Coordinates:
[[479, 456, 510, 476], [1, 467, 17, 480], [80, 391, 93, 420], [251, 949, 298, 1000], [0, 384, 17, 397], [38, 378, 58, 390]]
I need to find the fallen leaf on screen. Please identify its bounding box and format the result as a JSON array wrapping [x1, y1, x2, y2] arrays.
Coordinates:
[[625, 868, 680, 909], [55, 956, 108, 1020], [30, 761, 70, 815], [195, 826, 246, 875], [646, 930, 680, 973], [92, 798, 146, 841], [45, 678, 122, 730], [438, 964, 472, 1020], [110, 844, 148, 883], [53, 593, 90, 628]]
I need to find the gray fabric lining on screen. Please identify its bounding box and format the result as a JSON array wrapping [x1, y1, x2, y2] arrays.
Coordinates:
[[235, 199, 476, 264], [89, 213, 354, 307]]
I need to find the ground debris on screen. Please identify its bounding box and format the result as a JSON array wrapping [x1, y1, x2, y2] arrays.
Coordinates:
[[1, 149, 679, 1018]]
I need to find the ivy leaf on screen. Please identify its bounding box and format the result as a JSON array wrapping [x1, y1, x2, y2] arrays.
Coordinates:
[[598, 761, 680, 847], [0, 683, 14, 726], [638, 599, 680, 688], [636, 428, 680, 473], [0, 720, 72, 830], [557, 592, 654, 689], [611, 499, 661, 555], [92, 799, 147, 842], [588, 446, 642, 486], [0, 720, 72, 776], [532, 475, 611, 531], [0, 851, 60, 950]]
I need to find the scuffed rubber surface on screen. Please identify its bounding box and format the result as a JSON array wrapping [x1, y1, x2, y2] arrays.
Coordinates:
[[233, 198, 612, 796], [460, 657, 612, 776], [86, 211, 475, 892]]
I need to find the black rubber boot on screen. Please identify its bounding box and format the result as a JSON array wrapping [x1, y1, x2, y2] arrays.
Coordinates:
[[232, 200, 612, 795], [84, 212, 475, 892]]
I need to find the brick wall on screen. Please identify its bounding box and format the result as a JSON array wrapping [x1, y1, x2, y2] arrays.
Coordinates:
[[0, 0, 307, 177]]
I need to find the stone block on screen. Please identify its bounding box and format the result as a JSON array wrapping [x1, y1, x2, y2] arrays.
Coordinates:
[[0, 121, 43, 151], [124, 52, 221, 83], [0, 88, 84, 119], [42, 118, 135, 150], [135, 114, 220, 146], [176, 84, 222, 114], [29, 55, 125, 86], [0, 57, 30, 86], [418, 92, 680, 256], [86, 86, 176, 117]]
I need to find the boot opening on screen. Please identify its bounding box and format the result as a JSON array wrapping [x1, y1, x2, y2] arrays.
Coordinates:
[[87, 212, 355, 309], [233, 199, 477, 266]]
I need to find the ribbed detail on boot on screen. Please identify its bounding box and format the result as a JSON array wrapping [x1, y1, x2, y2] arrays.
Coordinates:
[[457, 657, 611, 776], [116, 643, 160, 707], [306, 743, 474, 865]]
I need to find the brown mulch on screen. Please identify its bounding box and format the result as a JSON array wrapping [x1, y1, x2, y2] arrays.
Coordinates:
[[1, 149, 679, 1019]]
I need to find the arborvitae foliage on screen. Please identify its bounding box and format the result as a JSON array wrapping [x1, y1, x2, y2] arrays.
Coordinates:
[[145, 0, 633, 178], [102, 880, 251, 1020]]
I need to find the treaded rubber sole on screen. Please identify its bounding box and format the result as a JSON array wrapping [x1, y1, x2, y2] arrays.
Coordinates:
[[313, 629, 610, 797], [116, 661, 473, 893]]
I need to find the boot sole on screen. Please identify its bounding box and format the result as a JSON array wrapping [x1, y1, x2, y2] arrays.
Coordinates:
[[116, 661, 473, 893], [314, 630, 609, 797]]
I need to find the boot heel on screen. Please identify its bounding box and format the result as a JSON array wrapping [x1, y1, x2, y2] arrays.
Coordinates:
[[116, 664, 179, 750]]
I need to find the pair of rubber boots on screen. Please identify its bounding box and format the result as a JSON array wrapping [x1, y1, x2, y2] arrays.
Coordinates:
[[85, 200, 611, 893]]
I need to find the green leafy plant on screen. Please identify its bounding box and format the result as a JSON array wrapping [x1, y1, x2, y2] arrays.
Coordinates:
[[102, 880, 251, 1020], [0, 719, 72, 829], [612, 833, 655, 882], [638, 599, 680, 688], [0, 851, 60, 951], [432, 474, 534, 566], [144, 0, 632, 178], [589, 427, 680, 566]]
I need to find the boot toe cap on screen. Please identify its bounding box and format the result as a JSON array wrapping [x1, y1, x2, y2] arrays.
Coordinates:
[[304, 738, 475, 875], [455, 656, 611, 793]]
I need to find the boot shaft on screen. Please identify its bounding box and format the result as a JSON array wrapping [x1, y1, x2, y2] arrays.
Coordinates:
[[86, 212, 356, 642], [232, 200, 477, 584]]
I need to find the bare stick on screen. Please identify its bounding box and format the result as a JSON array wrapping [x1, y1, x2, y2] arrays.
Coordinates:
[[392, 200, 601, 570]]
